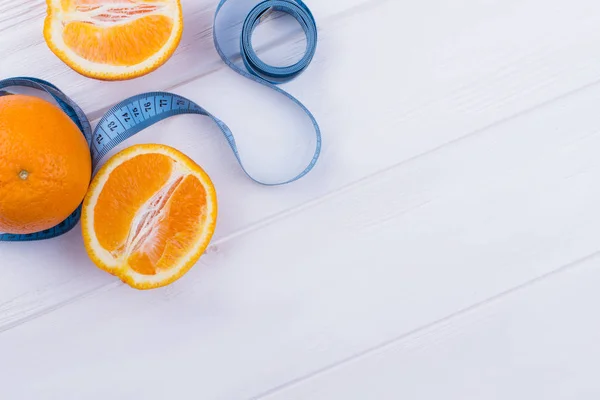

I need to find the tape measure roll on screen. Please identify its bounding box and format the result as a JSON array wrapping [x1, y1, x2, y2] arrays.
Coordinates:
[[212, 0, 321, 179], [0, 0, 320, 242]]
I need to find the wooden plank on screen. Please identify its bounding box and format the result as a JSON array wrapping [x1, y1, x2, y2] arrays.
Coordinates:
[[5, 0, 600, 339], [0, 0, 372, 117], [0, 0, 371, 327], [260, 255, 600, 400], [3, 72, 600, 398]]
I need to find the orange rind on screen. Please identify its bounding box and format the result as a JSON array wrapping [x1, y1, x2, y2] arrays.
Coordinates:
[[82, 144, 217, 290], [44, 0, 183, 80]]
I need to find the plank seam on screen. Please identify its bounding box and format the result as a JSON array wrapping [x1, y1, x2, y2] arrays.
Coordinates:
[[3, 72, 600, 335], [84, 0, 390, 120], [252, 248, 600, 400]]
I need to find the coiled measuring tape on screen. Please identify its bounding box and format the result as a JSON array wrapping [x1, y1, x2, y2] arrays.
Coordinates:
[[0, 0, 320, 242]]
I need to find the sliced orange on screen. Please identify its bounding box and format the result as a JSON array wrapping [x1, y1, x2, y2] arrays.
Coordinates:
[[44, 0, 183, 80], [82, 144, 217, 290]]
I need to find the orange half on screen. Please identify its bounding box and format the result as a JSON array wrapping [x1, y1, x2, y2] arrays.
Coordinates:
[[82, 144, 217, 290], [44, 0, 183, 80]]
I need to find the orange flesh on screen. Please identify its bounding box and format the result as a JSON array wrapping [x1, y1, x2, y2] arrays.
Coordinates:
[[63, 15, 173, 66], [93, 153, 208, 276], [94, 153, 172, 252], [127, 175, 207, 275], [62, 0, 162, 16]]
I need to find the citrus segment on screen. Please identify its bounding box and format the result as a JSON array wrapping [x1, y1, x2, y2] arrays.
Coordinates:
[[82, 144, 217, 290], [93, 152, 173, 252], [127, 175, 208, 276], [63, 15, 174, 66], [44, 0, 183, 80]]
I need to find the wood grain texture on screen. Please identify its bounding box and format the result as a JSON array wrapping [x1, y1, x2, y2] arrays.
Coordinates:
[[0, 0, 372, 118], [5, 54, 600, 399], [4, 0, 600, 333], [2, 0, 600, 398], [261, 254, 600, 400]]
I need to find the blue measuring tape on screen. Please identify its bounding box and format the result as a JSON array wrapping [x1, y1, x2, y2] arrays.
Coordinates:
[[0, 0, 320, 242]]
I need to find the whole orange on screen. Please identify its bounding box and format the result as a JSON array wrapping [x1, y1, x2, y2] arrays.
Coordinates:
[[0, 94, 91, 234]]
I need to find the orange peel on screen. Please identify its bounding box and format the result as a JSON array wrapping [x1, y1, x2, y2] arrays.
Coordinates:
[[82, 144, 217, 290], [44, 0, 183, 80]]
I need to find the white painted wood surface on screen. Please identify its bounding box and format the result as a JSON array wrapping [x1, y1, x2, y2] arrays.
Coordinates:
[[2, 0, 600, 398]]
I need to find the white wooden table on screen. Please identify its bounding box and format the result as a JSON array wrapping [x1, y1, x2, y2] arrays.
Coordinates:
[[2, 0, 600, 398]]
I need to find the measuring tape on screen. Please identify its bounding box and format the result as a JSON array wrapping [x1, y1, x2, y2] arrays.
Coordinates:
[[0, 0, 320, 242]]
